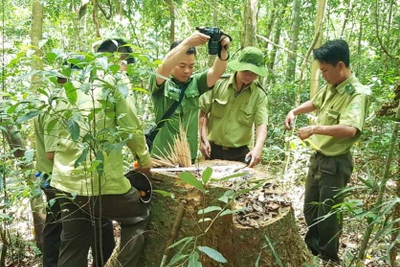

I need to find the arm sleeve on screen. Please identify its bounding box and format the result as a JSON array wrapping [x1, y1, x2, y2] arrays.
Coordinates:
[[339, 94, 368, 132], [195, 70, 211, 95], [148, 74, 166, 95], [199, 90, 213, 113], [311, 87, 326, 110], [255, 94, 269, 126], [115, 80, 151, 166]]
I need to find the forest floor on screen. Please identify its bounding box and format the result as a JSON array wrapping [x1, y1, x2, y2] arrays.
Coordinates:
[[2, 160, 397, 267]]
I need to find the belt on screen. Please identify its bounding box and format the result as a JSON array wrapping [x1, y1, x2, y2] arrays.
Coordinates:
[[211, 142, 247, 151]]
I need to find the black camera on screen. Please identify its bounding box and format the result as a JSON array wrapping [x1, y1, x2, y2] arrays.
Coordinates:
[[196, 27, 222, 55]]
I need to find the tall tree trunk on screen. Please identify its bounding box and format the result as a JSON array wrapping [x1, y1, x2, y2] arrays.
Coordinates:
[[266, 3, 285, 85], [30, 0, 46, 252], [242, 0, 258, 47], [92, 0, 101, 38], [310, 0, 327, 98], [385, 0, 394, 47], [165, 0, 175, 45], [285, 0, 302, 81], [264, 0, 277, 46], [78, 0, 89, 51]]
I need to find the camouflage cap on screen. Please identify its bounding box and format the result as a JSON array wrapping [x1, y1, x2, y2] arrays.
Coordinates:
[[228, 47, 267, 77]]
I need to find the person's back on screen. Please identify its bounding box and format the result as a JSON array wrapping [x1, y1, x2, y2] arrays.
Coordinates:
[[50, 73, 141, 195], [35, 61, 115, 266], [50, 39, 151, 267]]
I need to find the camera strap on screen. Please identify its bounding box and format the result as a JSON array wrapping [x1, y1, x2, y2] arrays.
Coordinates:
[[218, 33, 233, 61], [154, 82, 189, 133]]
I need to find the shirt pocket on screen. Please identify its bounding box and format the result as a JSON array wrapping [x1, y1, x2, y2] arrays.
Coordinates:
[[322, 110, 340, 125], [237, 104, 254, 126], [183, 89, 200, 111], [211, 98, 228, 118]]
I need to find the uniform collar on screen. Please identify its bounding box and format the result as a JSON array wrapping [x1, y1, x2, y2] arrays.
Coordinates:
[[170, 75, 193, 86], [229, 72, 256, 92], [330, 74, 356, 95]]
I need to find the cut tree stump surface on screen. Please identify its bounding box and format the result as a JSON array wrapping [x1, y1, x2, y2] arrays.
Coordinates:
[[142, 160, 311, 266]]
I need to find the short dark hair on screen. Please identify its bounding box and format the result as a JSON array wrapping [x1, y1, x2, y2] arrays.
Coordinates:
[[170, 41, 196, 55], [313, 39, 350, 67], [97, 39, 135, 64]]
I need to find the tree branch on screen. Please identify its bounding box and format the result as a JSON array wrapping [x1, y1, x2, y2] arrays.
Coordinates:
[[375, 0, 396, 59]]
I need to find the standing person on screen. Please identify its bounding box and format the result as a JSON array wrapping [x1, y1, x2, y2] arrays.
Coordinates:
[[148, 29, 231, 162], [50, 39, 152, 267], [284, 39, 370, 264], [198, 47, 268, 167], [34, 62, 115, 267]]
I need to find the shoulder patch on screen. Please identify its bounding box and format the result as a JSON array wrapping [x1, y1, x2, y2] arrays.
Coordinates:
[[349, 102, 361, 117], [345, 83, 355, 95]]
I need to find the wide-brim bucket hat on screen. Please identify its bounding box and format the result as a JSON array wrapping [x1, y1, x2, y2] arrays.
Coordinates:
[[228, 47, 267, 77]]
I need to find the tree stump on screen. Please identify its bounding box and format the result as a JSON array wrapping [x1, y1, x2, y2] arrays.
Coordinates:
[[142, 160, 310, 266]]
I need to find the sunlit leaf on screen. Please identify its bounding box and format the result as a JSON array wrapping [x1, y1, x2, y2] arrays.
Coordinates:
[[218, 190, 235, 203], [67, 119, 80, 141], [188, 252, 202, 267], [16, 110, 41, 124], [46, 52, 58, 63], [131, 87, 149, 93], [110, 64, 121, 74], [168, 236, 194, 250], [202, 167, 212, 184], [74, 148, 88, 168], [198, 217, 212, 223], [80, 83, 91, 93], [219, 208, 246, 217], [197, 206, 222, 215], [197, 246, 227, 263], [178, 172, 204, 191], [64, 82, 77, 104]]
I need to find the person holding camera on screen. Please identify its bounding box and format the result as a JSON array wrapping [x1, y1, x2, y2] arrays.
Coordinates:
[[198, 47, 268, 167], [148, 28, 231, 162]]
